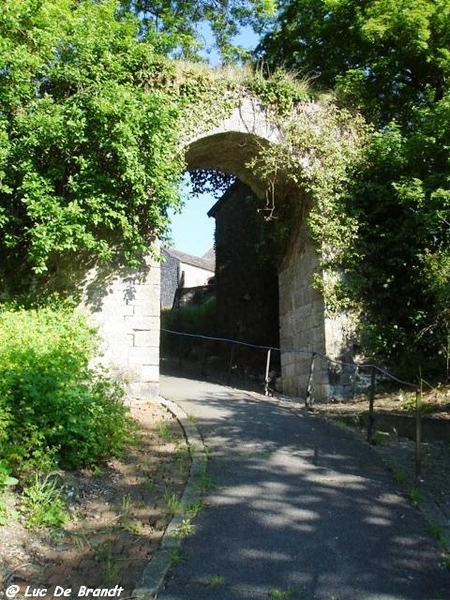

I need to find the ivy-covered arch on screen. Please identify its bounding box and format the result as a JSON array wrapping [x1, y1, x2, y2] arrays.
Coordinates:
[[183, 94, 282, 193], [181, 93, 363, 400], [79, 85, 363, 402]]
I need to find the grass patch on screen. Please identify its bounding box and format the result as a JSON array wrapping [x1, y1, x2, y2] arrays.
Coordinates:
[[209, 575, 225, 588], [20, 472, 67, 529], [268, 589, 297, 599]]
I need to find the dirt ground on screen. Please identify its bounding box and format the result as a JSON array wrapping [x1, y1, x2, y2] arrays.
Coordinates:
[[0, 401, 190, 599], [311, 386, 450, 554]]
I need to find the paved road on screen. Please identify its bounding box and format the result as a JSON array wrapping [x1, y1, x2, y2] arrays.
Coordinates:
[[158, 374, 449, 600]]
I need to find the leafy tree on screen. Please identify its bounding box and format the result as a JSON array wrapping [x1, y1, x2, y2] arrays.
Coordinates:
[[0, 0, 187, 294], [257, 0, 450, 378], [257, 0, 450, 127], [0, 0, 277, 296], [120, 0, 277, 62]]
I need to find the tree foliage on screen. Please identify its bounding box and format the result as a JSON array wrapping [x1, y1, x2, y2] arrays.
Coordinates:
[[257, 0, 450, 378], [0, 0, 188, 293], [257, 0, 450, 127], [0, 0, 276, 296], [120, 0, 277, 62]]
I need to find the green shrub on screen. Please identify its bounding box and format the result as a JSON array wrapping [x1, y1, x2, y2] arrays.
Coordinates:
[[0, 459, 18, 491], [161, 298, 217, 356], [0, 306, 134, 473], [162, 297, 216, 334]]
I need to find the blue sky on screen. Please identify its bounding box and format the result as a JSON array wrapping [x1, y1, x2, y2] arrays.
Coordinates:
[[166, 26, 259, 257], [167, 177, 218, 256]]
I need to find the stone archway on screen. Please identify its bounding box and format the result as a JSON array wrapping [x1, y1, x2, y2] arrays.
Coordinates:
[[78, 96, 352, 401]]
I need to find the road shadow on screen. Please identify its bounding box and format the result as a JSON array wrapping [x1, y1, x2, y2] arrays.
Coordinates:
[[159, 375, 450, 600]]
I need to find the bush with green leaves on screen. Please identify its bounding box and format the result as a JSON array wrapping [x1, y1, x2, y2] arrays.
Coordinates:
[[0, 306, 135, 474]]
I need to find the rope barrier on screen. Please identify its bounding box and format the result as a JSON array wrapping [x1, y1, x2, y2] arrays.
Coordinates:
[[162, 327, 423, 477], [161, 328, 417, 391]]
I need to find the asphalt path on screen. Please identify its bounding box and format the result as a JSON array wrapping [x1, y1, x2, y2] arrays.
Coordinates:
[[158, 374, 450, 600]]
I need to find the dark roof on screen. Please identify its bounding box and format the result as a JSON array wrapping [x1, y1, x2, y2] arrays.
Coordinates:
[[207, 185, 235, 218], [163, 247, 215, 271], [202, 247, 216, 263], [208, 180, 255, 219]]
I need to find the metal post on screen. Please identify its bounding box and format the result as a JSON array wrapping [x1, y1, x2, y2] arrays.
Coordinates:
[[201, 340, 208, 378], [227, 342, 236, 386], [178, 334, 183, 369], [367, 366, 376, 444], [264, 349, 272, 396], [415, 389, 422, 480], [305, 353, 317, 409]]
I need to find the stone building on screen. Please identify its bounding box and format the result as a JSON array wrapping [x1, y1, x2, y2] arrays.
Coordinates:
[[160, 247, 215, 309], [208, 181, 279, 349]]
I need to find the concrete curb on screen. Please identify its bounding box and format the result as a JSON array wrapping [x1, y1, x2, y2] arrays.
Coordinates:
[[132, 397, 207, 600]]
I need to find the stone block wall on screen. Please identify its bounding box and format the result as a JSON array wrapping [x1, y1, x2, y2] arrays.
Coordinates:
[[279, 225, 330, 399], [278, 223, 360, 401], [78, 247, 161, 401]]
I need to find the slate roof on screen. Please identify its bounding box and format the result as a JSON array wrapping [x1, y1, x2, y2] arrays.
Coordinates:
[[163, 247, 215, 272]]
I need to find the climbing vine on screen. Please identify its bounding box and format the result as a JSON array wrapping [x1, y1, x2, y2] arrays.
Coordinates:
[[0, 2, 246, 294], [0, 0, 367, 312], [245, 82, 368, 311]]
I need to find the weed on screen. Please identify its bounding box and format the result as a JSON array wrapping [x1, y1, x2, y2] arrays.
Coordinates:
[[168, 547, 183, 565], [209, 575, 225, 588], [401, 391, 418, 412], [374, 431, 390, 446], [121, 520, 144, 535], [71, 533, 91, 550], [187, 414, 197, 424], [428, 523, 447, 549], [144, 477, 156, 492], [164, 489, 182, 515], [91, 465, 103, 478], [187, 499, 204, 516], [173, 518, 194, 538], [203, 444, 211, 457], [175, 447, 191, 472], [20, 472, 67, 529], [95, 542, 120, 584], [268, 589, 296, 599], [408, 486, 422, 507], [121, 494, 133, 516], [0, 502, 8, 525], [392, 468, 406, 484], [439, 552, 450, 571], [158, 422, 172, 439], [194, 468, 215, 492]]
